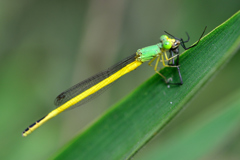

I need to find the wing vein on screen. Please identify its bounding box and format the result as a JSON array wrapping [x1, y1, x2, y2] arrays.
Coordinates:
[[54, 53, 137, 108]]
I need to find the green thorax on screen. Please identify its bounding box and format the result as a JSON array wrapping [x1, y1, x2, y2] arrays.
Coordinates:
[[136, 43, 163, 62]]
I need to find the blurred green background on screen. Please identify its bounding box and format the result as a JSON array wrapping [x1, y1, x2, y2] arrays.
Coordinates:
[[0, 0, 239, 159]]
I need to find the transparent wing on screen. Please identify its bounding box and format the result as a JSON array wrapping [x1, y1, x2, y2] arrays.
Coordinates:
[[54, 53, 137, 108]]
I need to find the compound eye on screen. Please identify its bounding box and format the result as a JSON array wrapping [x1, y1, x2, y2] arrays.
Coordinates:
[[163, 40, 172, 50], [160, 35, 168, 42]]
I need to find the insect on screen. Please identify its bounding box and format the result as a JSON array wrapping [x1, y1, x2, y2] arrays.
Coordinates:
[[22, 27, 206, 137]]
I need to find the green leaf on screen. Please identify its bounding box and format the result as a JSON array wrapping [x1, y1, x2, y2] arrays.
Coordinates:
[[138, 88, 240, 160], [53, 11, 240, 160]]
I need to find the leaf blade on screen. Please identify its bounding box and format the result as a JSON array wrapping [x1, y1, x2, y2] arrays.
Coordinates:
[[53, 11, 240, 160]]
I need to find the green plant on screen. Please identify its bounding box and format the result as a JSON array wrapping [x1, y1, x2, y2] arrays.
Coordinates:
[[52, 11, 240, 160]]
